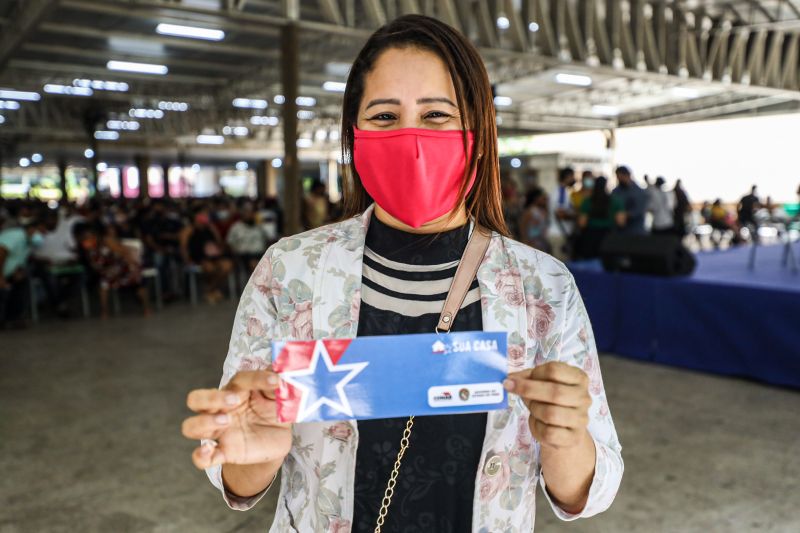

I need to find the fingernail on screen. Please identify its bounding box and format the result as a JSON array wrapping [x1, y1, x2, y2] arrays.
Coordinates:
[[268, 374, 279, 386], [225, 394, 239, 406], [201, 445, 212, 455], [215, 414, 229, 425], [503, 379, 515, 391]]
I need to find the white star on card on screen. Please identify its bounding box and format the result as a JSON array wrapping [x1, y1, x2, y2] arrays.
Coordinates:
[[281, 340, 368, 422]]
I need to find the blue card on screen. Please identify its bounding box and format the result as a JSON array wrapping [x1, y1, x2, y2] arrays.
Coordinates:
[[272, 331, 508, 423]]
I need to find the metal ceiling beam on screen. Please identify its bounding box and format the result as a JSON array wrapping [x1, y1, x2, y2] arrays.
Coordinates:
[[0, 0, 59, 74], [622, 95, 794, 127], [316, 0, 344, 25]]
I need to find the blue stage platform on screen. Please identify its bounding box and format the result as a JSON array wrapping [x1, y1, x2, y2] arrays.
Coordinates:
[[569, 243, 800, 389]]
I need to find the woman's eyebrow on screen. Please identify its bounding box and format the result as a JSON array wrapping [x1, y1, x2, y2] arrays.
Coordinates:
[[365, 97, 457, 109], [365, 98, 400, 109]]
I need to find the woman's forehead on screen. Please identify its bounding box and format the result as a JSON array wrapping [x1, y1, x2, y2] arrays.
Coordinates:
[[361, 47, 456, 102]]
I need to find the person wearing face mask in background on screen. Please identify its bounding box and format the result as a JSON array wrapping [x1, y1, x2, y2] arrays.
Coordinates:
[[571, 170, 595, 211], [182, 15, 622, 533], [226, 202, 269, 274], [0, 218, 46, 329], [611, 165, 648, 235], [180, 207, 233, 305]]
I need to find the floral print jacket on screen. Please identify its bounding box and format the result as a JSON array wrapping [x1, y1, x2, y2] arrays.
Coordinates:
[[205, 206, 623, 532]]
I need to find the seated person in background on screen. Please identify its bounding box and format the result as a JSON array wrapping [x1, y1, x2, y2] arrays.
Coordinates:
[[0, 219, 45, 329], [180, 207, 233, 304], [226, 202, 268, 273], [709, 199, 742, 248], [575, 176, 626, 260], [140, 201, 184, 300], [518, 187, 551, 253], [80, 225, 150, 319]]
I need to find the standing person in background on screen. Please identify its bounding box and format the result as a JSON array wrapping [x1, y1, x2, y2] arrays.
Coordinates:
[[0, 220, 44, 329], [518, 186, 550, 253], [302, 179, 330, 230], [672, 179, 691, 238], [576, 176, 626, 259], [548, 166, 577, 259], [648, 177, 675, 235], [571, 170, 594, 211], [611, 165, 648, 234], [501, 178, 523, 240], [737, 185, 760, 242]]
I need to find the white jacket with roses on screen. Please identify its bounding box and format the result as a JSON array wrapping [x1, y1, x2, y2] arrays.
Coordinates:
[[205, 205, 623, 532]]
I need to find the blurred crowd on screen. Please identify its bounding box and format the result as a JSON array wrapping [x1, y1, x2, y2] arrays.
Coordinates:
[[504, 166, 800, 260]]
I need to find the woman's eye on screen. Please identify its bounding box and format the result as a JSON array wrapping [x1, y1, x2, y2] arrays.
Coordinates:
[[370, 113, 395, 121], [425, 111, 451, 120]]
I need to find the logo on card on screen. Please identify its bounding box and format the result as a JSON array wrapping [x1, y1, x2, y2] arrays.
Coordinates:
[[431, 340, 447, 354], [459, 388, 470, 401], [433, 391, 452, 401]]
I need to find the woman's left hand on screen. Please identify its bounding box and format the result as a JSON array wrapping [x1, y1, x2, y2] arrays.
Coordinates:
[[504, 362, 592, 449]]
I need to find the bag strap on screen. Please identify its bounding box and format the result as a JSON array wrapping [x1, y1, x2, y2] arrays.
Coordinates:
[[436, 223, 492, 333]]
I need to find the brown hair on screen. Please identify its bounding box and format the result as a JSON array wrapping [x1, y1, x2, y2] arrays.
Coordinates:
[[339, 14, 509, 236]]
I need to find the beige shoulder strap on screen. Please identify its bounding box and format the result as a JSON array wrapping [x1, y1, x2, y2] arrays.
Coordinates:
[[436, 224, 491, 333]]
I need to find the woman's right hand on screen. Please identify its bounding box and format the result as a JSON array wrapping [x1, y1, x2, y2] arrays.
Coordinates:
[[182, 370, 292, 469]]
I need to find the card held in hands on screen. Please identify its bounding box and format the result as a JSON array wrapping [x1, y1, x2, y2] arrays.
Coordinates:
[[271, 331, 508, 423]]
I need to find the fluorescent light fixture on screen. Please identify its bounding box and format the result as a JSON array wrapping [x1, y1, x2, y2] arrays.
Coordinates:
[[296, 96, 316, 106], [107, 120, 140, 131], [297, 110, 315, 120], [672, 86, 699, 98], [107, 60, 168, 75], [84, 149, 95, 159], [129, 108, 164, 119], [0, 115, 5, 124], [510, 158, 522, 168], [250, 115, 279, 126], [31, 153, 43, 163], [0, 89, 40, 101], [329, 129, 340, 141], [271, 158, 282, 168], [156, 23, 224, 41], [528, 22, 540, 32], [325, 62, 351, 77], [497, 16, 510, 30], [274, 94, 285, 104], [44, 84, 93, 96], [493, 96, 513, 107], [74, 79, 129, 92], [196, 134, 224, 145], [0, 100, 21, 110], [97, 162, 108, 172], [20, 158, 30, 167], [223, 125, 248, 136], [315, 129, 327, 141], [323, 81, 346, 92], [191, 164, 200, 172], [555, 73, 593, 86], [296, 138, 313, 148], [94, 130, 120, 140], [235, 161, 248, 171], [592, 105, 620, 116], [233, 98, 268, 109], [158, 101, 189, 111]]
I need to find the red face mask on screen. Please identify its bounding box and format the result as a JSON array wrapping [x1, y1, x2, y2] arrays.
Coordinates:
[[353, 127, 476, 228]]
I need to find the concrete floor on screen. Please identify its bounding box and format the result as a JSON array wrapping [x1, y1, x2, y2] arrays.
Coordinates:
[[1, 302, 798, 533]]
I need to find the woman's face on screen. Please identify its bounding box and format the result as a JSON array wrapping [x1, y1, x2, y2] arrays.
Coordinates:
[[357, 47, 464, 131]]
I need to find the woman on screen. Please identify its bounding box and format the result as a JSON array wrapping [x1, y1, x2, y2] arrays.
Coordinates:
[[180, 207, 233, 304], [518, 187, 551, 253], [181, 15, 622, 532], [576, 176, 626, 260]]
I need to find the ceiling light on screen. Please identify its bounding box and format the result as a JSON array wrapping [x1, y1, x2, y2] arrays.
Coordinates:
[[323, 81, 346, 92], [94, 130, 120, 140], [296, 96, 316, 106], [97, 162, 108, 172], [672, 86, 699, 98], [0, 100, 20, 110], [497, 16, 510, 30], [74, 79, 129, 92], [0, 89, 40, 101], [196, 134, 224, 145], [31, 153, 43, 163], [555, 73, 593, 86], [510, 158, 522, 168], [274, 95, 285, 104], [19, 157, 30, 167], [129, 108, 164, 119], [107, 120, 140, 131], [297, 110, 315, 120], [191, 164, 201, 172], [107, 60, 168, 75], [0, 115, 4, 124], [233, 98, 268, 109], [592, 105, 620, 116], [296, 138, 313, 148], [493, 96, 513, 107], [235, 161, 248, 171], [315, 129, 327, 141], [156, 23, 224, 41], [84, 149, 95, 159], [250, 115, 279, 126], [44, 84, 93, 96], [158, 100, 189, 111], [271, 158, 282, 168], [528, 22, 540, 32], [329, 129, 340, 141]]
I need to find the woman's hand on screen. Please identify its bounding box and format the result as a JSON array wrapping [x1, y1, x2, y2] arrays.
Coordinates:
[[182, 370, 292, 469], [504, 362, 592, 449]]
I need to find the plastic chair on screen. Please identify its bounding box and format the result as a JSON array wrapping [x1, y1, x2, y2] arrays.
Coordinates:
[[184, 263, 237, 306], [28, 264, 91, 323]]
